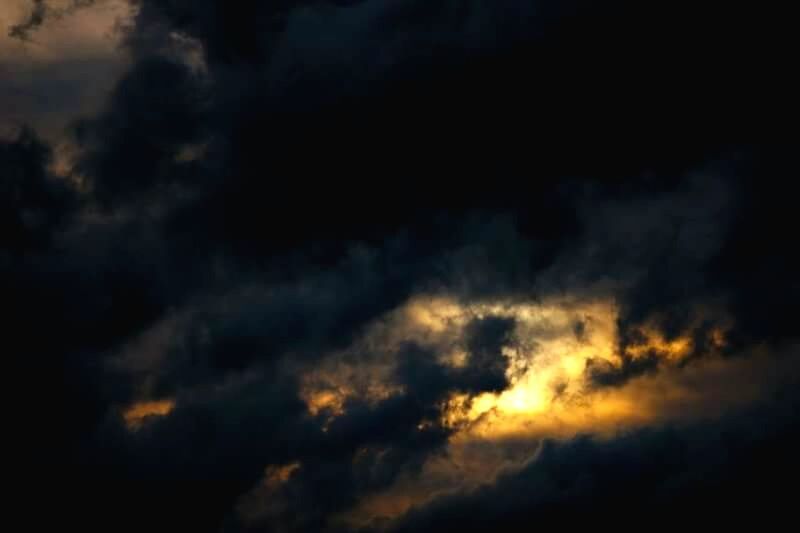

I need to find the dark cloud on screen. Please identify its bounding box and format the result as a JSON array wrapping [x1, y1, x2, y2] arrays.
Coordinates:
[[237, 319, 518, 532], [585, 352, 659, 388], [460, 316, 515, 393], [0, 128, 75, 251], [706, 152, 800, 346], [64, 374, 316, 533], [4, 1, 799, 532], [73, 55, 209, 205], [390, 371, 800, 532], [63, 318, 518, 533]]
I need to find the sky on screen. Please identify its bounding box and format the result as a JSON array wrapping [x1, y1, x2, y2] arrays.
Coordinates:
[[3, 1, 799, 532]]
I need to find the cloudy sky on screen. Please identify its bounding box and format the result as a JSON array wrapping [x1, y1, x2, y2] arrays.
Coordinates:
[[3, 1, 799, 532]]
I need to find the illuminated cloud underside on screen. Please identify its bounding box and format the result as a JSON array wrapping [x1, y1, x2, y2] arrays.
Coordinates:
[[292, 294, 749, 526]]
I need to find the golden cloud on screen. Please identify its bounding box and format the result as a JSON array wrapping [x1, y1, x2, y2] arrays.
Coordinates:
[[316, 294, 747, 527], [122, 398, 176, 430]]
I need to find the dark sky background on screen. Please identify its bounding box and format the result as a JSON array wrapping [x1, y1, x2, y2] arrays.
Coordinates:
[[3, 1, 799, 532]]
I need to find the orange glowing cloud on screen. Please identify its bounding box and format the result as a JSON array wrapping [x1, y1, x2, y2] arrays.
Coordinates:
[[624, 325, 694, 362], [321, 294, 740, 527], [122, 398, 176, 429], [264, 462, 301, 489], [237, 462, 303, 525]]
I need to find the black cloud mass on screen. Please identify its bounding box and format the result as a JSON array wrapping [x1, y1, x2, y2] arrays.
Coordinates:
[[3, 1, 799, 532]]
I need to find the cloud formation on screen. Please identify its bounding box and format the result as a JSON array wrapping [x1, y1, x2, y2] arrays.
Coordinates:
[[3, 1, 799, 532]]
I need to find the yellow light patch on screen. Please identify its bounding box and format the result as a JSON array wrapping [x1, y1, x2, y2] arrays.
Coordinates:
[[624, 326, 694, 362]]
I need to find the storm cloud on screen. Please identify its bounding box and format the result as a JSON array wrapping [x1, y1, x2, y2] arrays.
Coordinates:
[[3, 1, 799, 532]]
